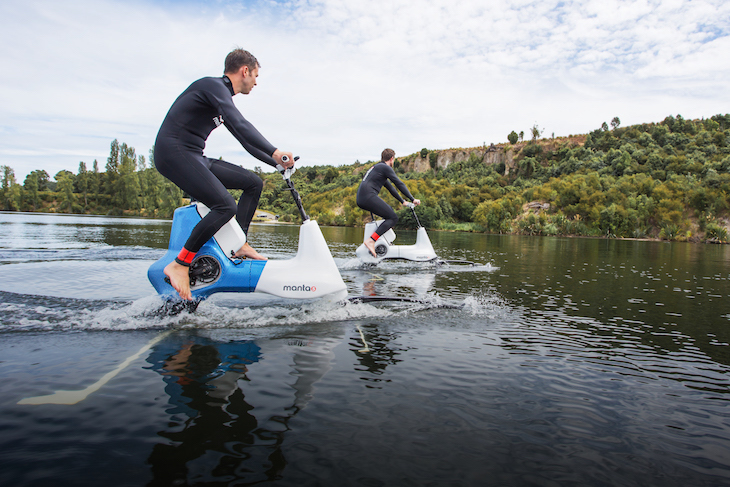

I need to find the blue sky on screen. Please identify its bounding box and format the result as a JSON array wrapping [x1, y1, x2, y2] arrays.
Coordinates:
[[1, 0, 729, 181]]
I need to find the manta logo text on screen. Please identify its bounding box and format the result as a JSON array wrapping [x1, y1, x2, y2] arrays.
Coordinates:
[[282, 285, 317, 292]]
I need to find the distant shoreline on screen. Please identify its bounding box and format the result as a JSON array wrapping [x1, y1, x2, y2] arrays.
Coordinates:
[[3, 210, 725, 244]]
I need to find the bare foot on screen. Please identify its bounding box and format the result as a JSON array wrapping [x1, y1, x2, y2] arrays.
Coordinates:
[[364, 237, 377, 257], [164, 261, 192, 301], [235, 242, 268, 260]]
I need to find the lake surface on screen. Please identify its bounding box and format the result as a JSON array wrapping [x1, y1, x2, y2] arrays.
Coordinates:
[[1, 211, 730, 486]]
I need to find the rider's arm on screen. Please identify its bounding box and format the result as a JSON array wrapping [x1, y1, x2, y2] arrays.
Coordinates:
[[221, 103, 293, 168], [238, 139, 278, 167], [210, 86, 280, 167], [383, 180, 405, 203], [385, 165, 415, 202]]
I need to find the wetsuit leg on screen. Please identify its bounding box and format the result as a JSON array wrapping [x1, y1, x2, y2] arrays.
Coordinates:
[[208, 159, 263, 235], [357, 194, 398, 238], [155, 149, 237, 254]]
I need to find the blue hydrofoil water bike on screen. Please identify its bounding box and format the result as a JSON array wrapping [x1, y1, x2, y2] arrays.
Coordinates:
[[148, 160, 347, 312]]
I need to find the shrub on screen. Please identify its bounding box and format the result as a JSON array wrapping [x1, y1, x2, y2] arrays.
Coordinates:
[[659, 223, 680, 240], [473, 196, 522, 232], [705, 223, 728, 242]]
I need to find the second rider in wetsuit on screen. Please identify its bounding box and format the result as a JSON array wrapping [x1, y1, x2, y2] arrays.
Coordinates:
[[154, 48, 294, 301], [356, 148, 421, 257]]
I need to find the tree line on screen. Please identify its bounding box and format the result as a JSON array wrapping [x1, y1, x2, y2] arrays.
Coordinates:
[[255, 113, 730, 243], [1, 140, 182, 217], [2, 113, 729, 242]]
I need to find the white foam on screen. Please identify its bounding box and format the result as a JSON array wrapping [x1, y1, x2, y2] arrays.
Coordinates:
[[1, 293, 472, 332]]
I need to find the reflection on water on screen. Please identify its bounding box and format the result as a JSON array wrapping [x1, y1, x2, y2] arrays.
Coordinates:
[[1, 212, 730, 486], [147, 336, 269, 485], [142, 330, 343, 486]]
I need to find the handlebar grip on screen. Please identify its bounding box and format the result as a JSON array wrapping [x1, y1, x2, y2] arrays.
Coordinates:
[[278, 156, 300, 176]]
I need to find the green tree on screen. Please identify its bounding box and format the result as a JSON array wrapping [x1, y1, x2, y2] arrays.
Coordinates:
[[140, 153, 164, 216], [137, 154, 148, 211], [530, 124, 542, 142], [429, 152, 438, 170], [2, 165, 19, 210], [90, 160, 100, 204], [105, 139, 120, 198], [145, 168, 164, 215], [324, 167, 338, 184], [56, 171, 75, 212], [77, 161, 89, 209], [508, 131, 519, 144], [117, 142, 140, 211], [23, 172, 40, 210], [143, 147, 164, 215], [28, 169, 50, 191], [160, 181, 183, 217], [54, 170, 75, 184], [611, 117, 621, 130]]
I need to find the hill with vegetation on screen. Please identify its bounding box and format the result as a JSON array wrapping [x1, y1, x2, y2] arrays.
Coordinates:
[[2, 113, 730, 243]]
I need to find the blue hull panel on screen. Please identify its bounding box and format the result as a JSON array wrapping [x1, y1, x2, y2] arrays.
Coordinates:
[[147, 205, 265, 300]]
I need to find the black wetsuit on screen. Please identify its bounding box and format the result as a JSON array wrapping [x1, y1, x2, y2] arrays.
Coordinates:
[[356, 161, 415, 239], [154, 76, 278, 261]]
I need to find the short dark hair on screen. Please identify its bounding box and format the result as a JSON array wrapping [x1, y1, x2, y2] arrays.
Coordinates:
[[224, 49, 260, 74], [381, 148, 395, 162]]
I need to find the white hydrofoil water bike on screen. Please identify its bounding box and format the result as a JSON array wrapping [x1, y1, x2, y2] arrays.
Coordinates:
[[355, 203, 478, 266]]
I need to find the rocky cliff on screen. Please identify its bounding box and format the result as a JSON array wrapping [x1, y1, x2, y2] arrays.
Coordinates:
[[402, 145, 516, 174]]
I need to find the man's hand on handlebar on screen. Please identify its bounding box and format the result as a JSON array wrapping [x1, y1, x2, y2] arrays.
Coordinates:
[[273, 149, 295, 168]]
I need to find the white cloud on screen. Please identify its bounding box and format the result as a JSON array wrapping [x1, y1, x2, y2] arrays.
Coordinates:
[[0, 0, 729, 181]]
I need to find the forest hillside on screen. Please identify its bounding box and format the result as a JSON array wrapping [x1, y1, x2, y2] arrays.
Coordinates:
[[2, 113, 729, 243]]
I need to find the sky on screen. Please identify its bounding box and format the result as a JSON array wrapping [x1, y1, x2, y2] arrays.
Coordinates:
[[1, 0, 729, 182]]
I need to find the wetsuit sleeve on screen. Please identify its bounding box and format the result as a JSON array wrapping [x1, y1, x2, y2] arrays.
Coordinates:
[[383, 180, 404, 203], [238, 138, 278, 167], [209, 86, 279, 167], [385, 165, 415, 201]]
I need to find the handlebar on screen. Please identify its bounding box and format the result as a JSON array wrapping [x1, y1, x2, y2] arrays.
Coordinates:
[[276, 156, 300, 180]]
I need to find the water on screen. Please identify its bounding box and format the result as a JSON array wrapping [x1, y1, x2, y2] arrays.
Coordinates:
[[1, 211, 730, 486]]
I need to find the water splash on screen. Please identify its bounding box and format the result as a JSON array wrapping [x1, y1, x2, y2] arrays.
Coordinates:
[[0, 290, 483, 333]]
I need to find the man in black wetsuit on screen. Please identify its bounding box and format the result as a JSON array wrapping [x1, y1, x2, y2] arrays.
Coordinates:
[[154, 48, 294, 301], [356, 148, 420, 257]]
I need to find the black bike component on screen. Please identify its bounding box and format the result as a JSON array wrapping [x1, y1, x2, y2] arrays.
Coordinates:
[[280, 157, 309, 222], [189, 255, 221, 286], [410, 206, 422, 228]]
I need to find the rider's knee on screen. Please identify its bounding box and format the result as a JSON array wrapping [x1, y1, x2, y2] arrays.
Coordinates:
[[252, 176, 264, 193], [214, 196, 237, 220]]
